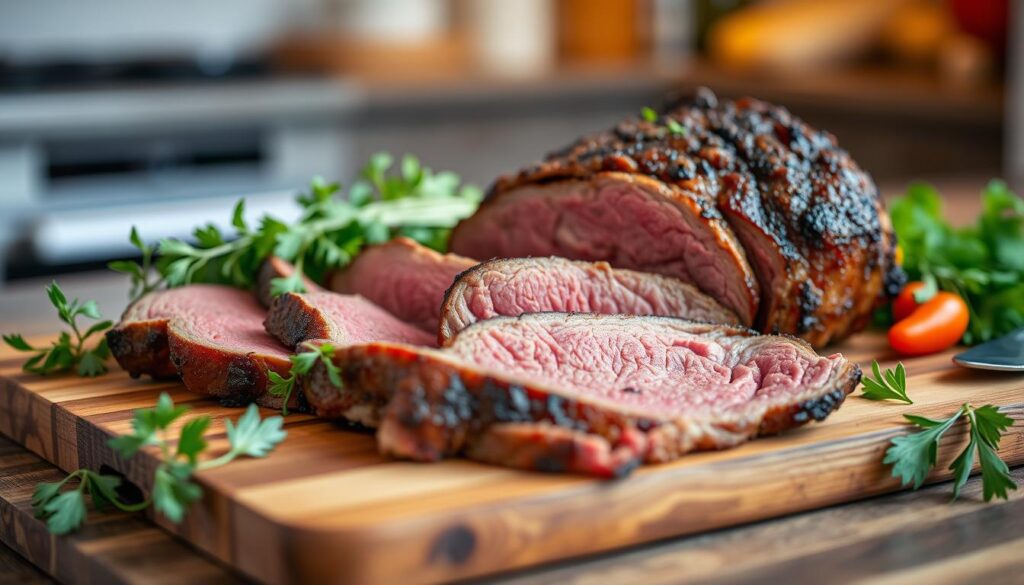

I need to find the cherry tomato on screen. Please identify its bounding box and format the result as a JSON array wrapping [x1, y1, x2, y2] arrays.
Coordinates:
[[892, 281, 927, 322], [888, 292, 969, 356]]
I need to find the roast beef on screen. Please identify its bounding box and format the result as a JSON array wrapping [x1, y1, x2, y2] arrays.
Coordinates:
[[449, 87, 901, 346], [256, 255, 322, 308], [107, 285, 300, 410], [265, 291, 436, 349], [439, 256, 739, 345], [450, 172, 760, 326], [327, 237, 476, 332], [296, 309, 858, 476]]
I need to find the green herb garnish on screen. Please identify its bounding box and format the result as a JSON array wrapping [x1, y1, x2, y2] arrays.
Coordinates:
[[884, 403, 1016, 501], [639, 106, 687, 137], [2, 281, 112, 377], [665, 118, 687, 136], [114, 153, 482, 302], [33, 393, 286, 534], [888, 180, 1024, 345], [860, 360, 912, 404], [268, 343, 342, 415]]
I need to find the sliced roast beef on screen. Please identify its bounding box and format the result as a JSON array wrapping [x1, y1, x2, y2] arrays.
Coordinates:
[[264, 291, 436, 350], [107, 285, 300, 410], [439, 256, 739, 345], [450, 172, 760, 326], [106, 292, 178, 379], [449, 87, 901, 346], [300, 313, 859, 476], [327, 237, 476, 332], [256, 255, 322, 308]]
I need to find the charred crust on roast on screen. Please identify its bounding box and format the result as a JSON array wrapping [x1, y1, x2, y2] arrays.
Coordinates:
[[106, 321, 175, 378], [225, 356, 260, 400], [612, 456, 642, 479], [218, 395, 254, 408], [532, 453, 569, 474], [472, 87, 892, 346]]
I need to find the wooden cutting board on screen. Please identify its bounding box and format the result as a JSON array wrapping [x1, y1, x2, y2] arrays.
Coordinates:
[[1, 333, 1022, 585]]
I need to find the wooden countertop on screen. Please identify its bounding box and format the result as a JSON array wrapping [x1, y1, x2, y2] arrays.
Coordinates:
[[0, 426, 1021, 585]]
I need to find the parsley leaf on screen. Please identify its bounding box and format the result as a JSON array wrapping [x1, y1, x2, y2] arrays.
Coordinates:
[[43, 489, 88, 535], [268, 344, 341, 415], [860, 361, 912, 404], [887, 180, 1024, 345], [34, 394, 286, 534], [884, 402, 1017, 500], [176, 416, 211, 465], [215, 404, 288, 461], [885, 409, 963, 489], [153, 462, 202, 524], [640, 106, 658, 123], [116, 153, 481, 303], [665, 118, 687, 136], [3, 282, 112, 377]]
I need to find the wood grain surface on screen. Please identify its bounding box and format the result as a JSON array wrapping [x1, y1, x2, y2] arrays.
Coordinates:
[[0, 333, 1022, 585], [2, 433, 1023, 585]]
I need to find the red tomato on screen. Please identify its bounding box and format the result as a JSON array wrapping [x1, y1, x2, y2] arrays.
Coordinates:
[[888, 292, 969, 356], [892, 281, 928, 322]]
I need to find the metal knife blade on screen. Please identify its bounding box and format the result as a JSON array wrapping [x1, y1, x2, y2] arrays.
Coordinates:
[[953, 328, 1024, 371]]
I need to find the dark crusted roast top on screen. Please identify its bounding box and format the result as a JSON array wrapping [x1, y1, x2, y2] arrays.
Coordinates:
[[487, 87, 903, 345]]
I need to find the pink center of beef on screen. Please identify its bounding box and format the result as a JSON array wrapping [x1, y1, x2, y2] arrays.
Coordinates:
[[333, 241, 474, 332], [460, 260, 729, 325], [451, 178, 754, 323], [448, 318, 837, 416], [303, 292, 436, 346], [134, 285, 291, 357]]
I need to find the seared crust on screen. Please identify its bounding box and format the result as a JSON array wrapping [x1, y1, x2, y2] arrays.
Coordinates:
[[106, 319, 176, 379], [304, 313, 861, 477], [455, 87, 900, 346], [264, 292, 334, 349], [107, 286, 307, 412], [167, 322, 302, 411], [256, 256, 322, 309]]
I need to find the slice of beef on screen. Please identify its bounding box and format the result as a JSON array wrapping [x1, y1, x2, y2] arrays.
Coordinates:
[[449, 87, 901, 346], [327, 237, 476, 332], [449, 172, 760, 326], [439, 256, 739, 345], [301, 313, 859, 476], [264, 291, 436, 350], [106, 293, 178, 379], [107, 285, 300, 411], [255, 255, 323, 308]]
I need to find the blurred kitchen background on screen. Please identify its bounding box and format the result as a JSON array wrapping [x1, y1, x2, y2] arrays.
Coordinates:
[[0, 0, 1015, 285]]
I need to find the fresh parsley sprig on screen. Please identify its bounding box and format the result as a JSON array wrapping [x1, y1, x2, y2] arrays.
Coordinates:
[[33, 393, 286, 534], [268, 343, 342, 415], [860, 361, 912, 404], [112, 153, 482, 303], [2, 281, 112, 377], [108, 227, 162, 301], [884, 403, 1017, 501], [888, 180, 1024, 345]]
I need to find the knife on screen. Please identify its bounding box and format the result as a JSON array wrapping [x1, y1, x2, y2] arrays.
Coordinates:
[[953, 327, 1024, 371]]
